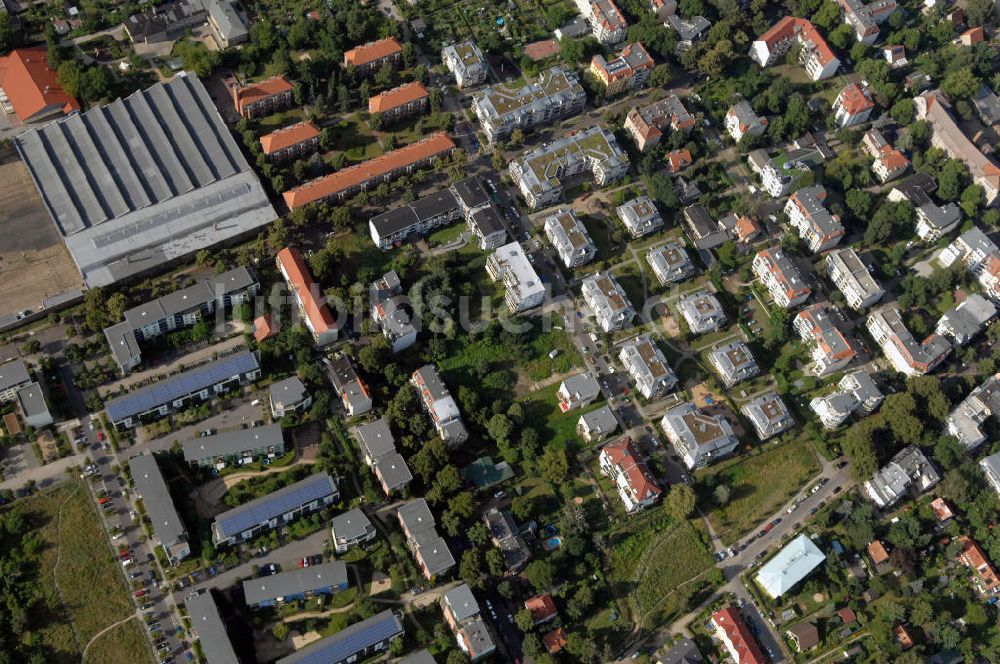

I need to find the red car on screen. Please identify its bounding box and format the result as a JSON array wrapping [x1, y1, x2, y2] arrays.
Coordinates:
[[98, 497, 110, 505], [133, 589, 146, 598], [97, 431, 105, 442]]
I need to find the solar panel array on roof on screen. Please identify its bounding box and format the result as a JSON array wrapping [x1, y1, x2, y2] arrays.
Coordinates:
[[105, 351, 259, 422], [213, 472, 338, 539], [276, 610, 404, 664]]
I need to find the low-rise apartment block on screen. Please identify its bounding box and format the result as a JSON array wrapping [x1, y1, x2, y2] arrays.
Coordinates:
[[863, 445, 940, 509], [793, 304, 856, 376], [981, 452, 1000, 495], [544, 208, 597, 268], [749, 17, 840, 81], [509, 127, 629, 209], [887, 173, 960, 241], [0, 360, 31, 404], [616, 196, 663, 238], [576, 0, 629, 43], [712, 607, 767, 664], [397, 499, 456, 579], [269, 376, 313, 418], [785, 186, 844, 253], [915, 90, 1000, 206], [824, 248, 884, 310], [619, 334, 677, 399], [182, 424, 285, 468], [589, 42, 653, 95], [486, 241, 546, 313], [940, 227, 1000, 302], [284, 133, 456, 208], [752, 247, 811, 309], [368, 82, 429, 124], [624, 95, 695, 152], [756, 147, 825, 198], [232, 75, 293, 118], [599, 436, 662, 512], [582, 273, 636, 332], [708, 341, 760, 387], [412, 364, 468, 447], [260, 121, 321, 162], [473, 66, 585, 143], [677, 290, 727, 334], [867, 305, 952, 375], [557, 372, 602, 412], [275, 611, 404, 664], [838, 0, 897, 43], [647, 242, 695, 285], [442, 584, 496, 661], [809, 369, 883, 429], [682, 204, 728, 249], [212, 471, 338, 546], [442, 41, 488, 89], [326, 356, 372, 417], [936, 294, 997, 346], [726, 100, 768, 142], [958, 536, 1000, 596], [667, 14, 711, 51], [661, 402, 739, 469], [243, 561, 349, 609], [344, 37, 403, 76], [129, 454, 190, 564], [371, 271, 417, 352], [331, 507, 377, 553], [740, 392, 794, 441], [577, 405, 619, 443], [277, 246, 338, 347], [947, 374, 1000, 450], [863, 129, 909, 183], [833, 83, 875, 127]]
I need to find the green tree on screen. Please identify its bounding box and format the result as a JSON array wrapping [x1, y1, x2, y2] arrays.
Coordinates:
[[649, 64, 672, 87], [514, 608, 535, 632], [459, 549, 485, 589], [539, 447, 568, 485], [369, 112, 383, 132], [890, 99, 915, 125], [961, 184, 985, 218], [524, 560, 554, 591], [83, 286, 107, 332], [664, 484, 696, 520], [941, 68, 980, 101]]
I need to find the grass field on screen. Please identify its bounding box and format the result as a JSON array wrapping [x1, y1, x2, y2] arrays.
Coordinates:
[[702, 441, 821, 544], [322, 113, 382, 163], [519, 382, 603, 450], [632, 521, 713, 614], [8, 480, 151, 664]]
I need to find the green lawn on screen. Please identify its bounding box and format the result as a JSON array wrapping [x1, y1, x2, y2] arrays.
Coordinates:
[[322, 113, 382, 163], [426, 222, 466, 246], [702, 441, 821, 544], [519, 382, 604, 450], [612, 262, 647, 312], [84, 620, 150, 664], [633, 520, 714, 614], [580, 214, 620, 261]]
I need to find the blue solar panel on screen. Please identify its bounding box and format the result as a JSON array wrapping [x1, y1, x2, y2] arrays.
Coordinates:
[[215, 472, 337, 537], [106, 352, 259, 421], [276, 610, 403, 664]]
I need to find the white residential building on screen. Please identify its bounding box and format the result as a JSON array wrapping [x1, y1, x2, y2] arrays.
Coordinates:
[[661, 402, 739, 469], [582, 273, 635, 332], [864, 445, 940, 509], [936, 294, 997, 346], [981, 452, 1000, 495], [677, 290, 726, 334], [577, 405, 619, 443], [833, 83, 875, 128], [486, 242, 546, 313], [839, 0, 897, 43], [749, 16, 840, 81], [557, 372, 602, 412], [619, 335, 677, 399], [442, 41, 488, 89], [809, 369, 883, 429], [574, 0, 629, 43], [544, 208, 597, 268], [785, 186, 844, 254], [725, 100, 767, 142], [867, 305, 952, 376], [940, 227, 1000, 303], [793, 304, 856, 376], [616, 196, 663, 238], [411, 365, 468, 447], [887, 173, 960, 242], [752, 247, 811, 309], [473, 66, 586, 143], [598, 436, 662, 512], [946, 374, 1000, 450], [824, 248, 885, 310], [741, 392, 794, 441], [646, 242, 695, 285], [708, 341, 759, 387], [509, 127, 629, 209]]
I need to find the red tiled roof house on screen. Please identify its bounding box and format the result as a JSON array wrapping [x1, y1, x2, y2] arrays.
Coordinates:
[[0, 47, 80, 122], [368, 82, 429, 124], [598, 436, 662, 513], [712, 606, 766, 664], [232, 75, 294, 119], [344, 37, 403, 76], [260, 120, 321, 162], [275, 246, 338, 347]]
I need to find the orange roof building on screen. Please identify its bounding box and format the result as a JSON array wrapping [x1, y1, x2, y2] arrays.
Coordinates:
[[283, 132, 456, 209], [931, 497, 955, 522], [368, 82, 429, 121], [0, 47, 80, 122], [735, 215, 762, 243], [959, 26, 985, 46], [894, 624, 914, 650], [259, 120, 320, 160], [750, 17, 840, 81], [344, 37, 403, 74], [543, 628, 568, 654], [524, 594, 558, 624], [588, 42, 654, 96], [668, 148, 693, 173], [868, 540, 889, 566], [232, 75, 294, 119], [275, 246, 338, 347], [253, 314, 277, 342], [598, 436, 662, 513], [958, 535, 1000, 595], [834, 83, 875, 128]]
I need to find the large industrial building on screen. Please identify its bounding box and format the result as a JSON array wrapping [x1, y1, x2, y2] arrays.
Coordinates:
[[13, 73, 277, 288]]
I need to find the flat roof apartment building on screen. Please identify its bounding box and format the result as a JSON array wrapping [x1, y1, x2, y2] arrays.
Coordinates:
[[575, 0, 629, 43], [624, 95, 695, 152], [243, 561, 349, 608], [708, 340, 760, 387], [509, 127, 629, 209], [0, 360, 31, 404], [411, 364, 468, 447], [544, 208, 597, 268], [646, 242, 695, 285], [442, 41, 488, 89], [741, 392, 794, 441], [486, 242, 546, 313], [824, 248, 885, 310], [182, 424, 285, 468], [472, 66, 585, 143], [619, 334, 677, 399], [661, 402, 739, 469], [677, 290, 727, 334], [331, 507, 377, 553], [616, 196, 664, 238]]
